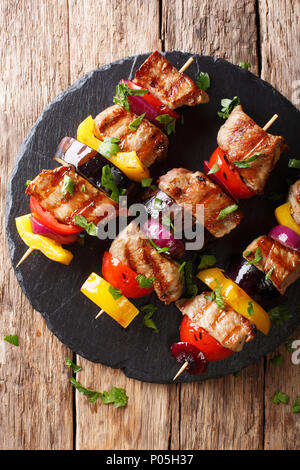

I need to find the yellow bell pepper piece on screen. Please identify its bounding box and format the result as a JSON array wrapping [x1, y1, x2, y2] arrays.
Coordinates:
[[197, 267, 270, 335], [81, 272, 139, 328], [77, 115, 150, 182], [275, 202, 300, 236], [15, 214, 73, 265]]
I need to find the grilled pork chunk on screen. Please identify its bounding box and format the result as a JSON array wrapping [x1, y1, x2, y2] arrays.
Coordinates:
[[94, 104, 168, 167], [288, 180, 300, 225], [109, 222, 183, 304], [158, 168, 243, 238], [133, 50, 209, 109], [217, 105, 286, 194], [176, 293, 256, 352], [26, 165, 117, 226], [243, 235, 300, 294]]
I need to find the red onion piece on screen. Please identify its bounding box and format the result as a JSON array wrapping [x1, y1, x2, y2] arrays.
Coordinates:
[[203, 160, 238, 202], [141, 218, 185, 259], [269, 225, 300, 253], [30, 217, 79, 245]]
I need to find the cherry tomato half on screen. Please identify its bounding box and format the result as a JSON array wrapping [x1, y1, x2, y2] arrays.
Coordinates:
[[180, 315, 234, 362], [29, 196, 83, 235], [207, 147, 254, 200], [102, 251, 154, 298]]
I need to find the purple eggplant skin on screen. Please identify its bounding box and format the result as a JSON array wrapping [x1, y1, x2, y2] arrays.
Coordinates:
[[226, 256, 284, 311]]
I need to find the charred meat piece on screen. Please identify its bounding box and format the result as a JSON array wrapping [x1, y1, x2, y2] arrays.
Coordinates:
[[26, 165, 117, 226], [109, 221, 184, 304], [176, 293, 256, 352], [243, 235, 300, 294], [158, 168, 243, 238], [94, 104, 168, 167], [217, 105, 286, 194], [288, 179, 300, 225], [133, 50, 209, 109]]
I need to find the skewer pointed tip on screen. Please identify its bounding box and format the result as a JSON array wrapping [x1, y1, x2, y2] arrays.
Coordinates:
[[95, 309, 105, 319], [179, 57, 194, 73], [263, 113, 278, 131], [16, 247, 35, 267], [173, 361, 189, 381]]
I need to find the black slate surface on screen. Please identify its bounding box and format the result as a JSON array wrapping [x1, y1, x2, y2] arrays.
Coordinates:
[[5, 52, 300, 383]]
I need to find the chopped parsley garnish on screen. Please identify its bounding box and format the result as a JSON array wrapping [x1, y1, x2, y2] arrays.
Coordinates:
[[74, 215, 98, 237], [98, 137, 120, 159], [113, 82, 148, 110], [271, 391, 289, 405], [162, 215, 175, 231], [108, 285, 123, 300], [198, 254, 217, 271], [233, 152, 262, 168], [285, 339, 294, 353], [245, 247, 262, 265], [265, 267, 274, 281], [155, 114, 176, 135], [247, 301, 254, 316], [207, 163, 220, 175], [147, 238, 170, 255], [141, 177, 153, 188], [70, 378, 128, 407], [66, 357, 82, 373], [182, 260, 198, 298], [62, 175, 74, 198], [288, 158, 300, 169], [129, 113, 145, 131], [81, 184, 86, 193], [291, 397, 300, 414], [3, 334, 19, 346], [136, 274, 155, 289], [196, 72, 210, 91], [70, 377, 101, 403], [218, 96, 240, 120], [214, 279, 225, 309], [141, 304, 158, 333], [238, 62, 251, 70], [101, 164, 121, 202], [204, 292, 216, 302], [153, 197, 163, 211], [268, 305, 291, 326], [270, 354, 283, 367], [217, 204, 238, 220], [25, 179, 32, 187]]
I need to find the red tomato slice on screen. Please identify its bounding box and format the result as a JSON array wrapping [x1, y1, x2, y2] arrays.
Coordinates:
[[125, 79, 180, 119], [208, 147, 254, 199], [29, 196, 83, 235], [180, 315, 234, 362], [102, 252, 154, 298]]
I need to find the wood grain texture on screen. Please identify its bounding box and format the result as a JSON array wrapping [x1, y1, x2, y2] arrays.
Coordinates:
[[163, 0, 264, 450], [0, 0, 73, 450], [259, 0, 300, 450]]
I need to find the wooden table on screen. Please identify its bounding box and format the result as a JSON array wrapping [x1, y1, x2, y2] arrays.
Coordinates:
[[1, 0, 299, 450]]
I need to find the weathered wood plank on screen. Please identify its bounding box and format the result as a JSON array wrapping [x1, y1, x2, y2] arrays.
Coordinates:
[[0, 0, 73, 450], [259, 0, 300, 450], [163, 0, 265, 450], [67, 0, 177, 450]]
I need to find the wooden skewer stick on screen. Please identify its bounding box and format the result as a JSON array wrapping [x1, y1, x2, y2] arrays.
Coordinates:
[[16, 247, 35, 267], [53, 156, 68, 166], [95, 309, 104, 319], [179, 57, 194, 73], [263, 113, 278, 131], [173, 361, 189, 381]]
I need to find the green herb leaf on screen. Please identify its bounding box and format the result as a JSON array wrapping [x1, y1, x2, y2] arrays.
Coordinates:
[[265, 267, 274, 281], [108, 285, 123, 300], [101, 164, 120, 202], [100, 386, 128, 408], [98, 137, 121, 159], [207, 163, 220, 175], [245, 247, 262, 265], [247, 301, 254, 316], [217, 204, 239, 220], [182, 260, 198, 298], [288, 159, 300, 169], [70, 377, 101, 403], [214, 279, 226, 309], [113, 82, 148, 110], [140, 304, 157, 315], [218, 96, 240, 120], [147, 237, 170, 255], [268, 305, 291, 326], [74, 214, 98, 236], [291, 397, 300, 414], [62, 175, 74, 198], [153, 197, 163, 211], [270, 354, 283, 367], [155, 114, 176, 135], [141, 305, 159, 333], [3, 334, 19, 346], [271, 391, 289, 405], [141, 177, 153, 188], [244, 250, 252, 257], [81, 184, 86, 193], [238, 62, 251, 70], [162, 215, 174, 231], [285, 339, 294, 353], [196, 72, 210, 91], [136, 274, 155, 289], [25, 179, 32, 187], [204, 292, 216, 302], [129, 113, 145, 131], [233, 152, 262, 168], [198, 254, 217, 271], [66, 357, 82, 373]]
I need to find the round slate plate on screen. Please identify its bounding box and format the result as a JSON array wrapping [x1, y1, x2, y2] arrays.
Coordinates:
[[6, 52, 300, 383]]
